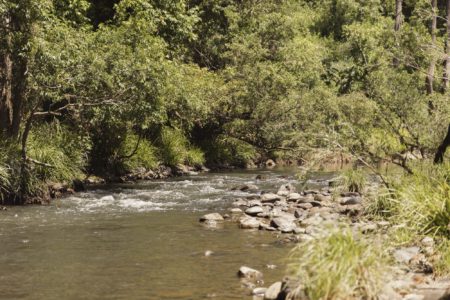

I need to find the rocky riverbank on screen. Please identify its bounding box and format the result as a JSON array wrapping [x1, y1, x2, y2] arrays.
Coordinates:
[[199, 180, 450, 300]]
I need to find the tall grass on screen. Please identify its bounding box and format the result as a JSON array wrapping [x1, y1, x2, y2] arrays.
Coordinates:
[[288, 228, 387, 300], [337, 168, 367, 194]]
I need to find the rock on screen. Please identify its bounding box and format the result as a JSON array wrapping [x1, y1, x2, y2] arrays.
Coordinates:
[[297, 195, 314, 203], [265, 159, 276, 168], [252, 287, 267, 296], [314, 194, 331, 202], [394, 247, 420, 264], [341, 191, 361, 197], [245, 206, 264, 216], [266, 264, 277, 269], [204, 250, 213, 256], [248, 200, 262, 207], [294, 209, 307, 219], [203, 220, 219, 227], [294, 227, 306, 234], [403, 294, 424, 300], [239, 216, 261, 229], [199, 213, 224, 222], [259, 223, 277, 231], [340, 197, 362, 205], [360, 223, 378, 233], [238, 266, 263, 281], [264, 281, 282, 300], [230, 208, 243, 214], [72, 179, 85, 192], [261, 193, 281, 203], [277, 183, 296, 196], [232, 184, 258, 192], [287, 193, 301, 201], [296, 203, 313, 210], [223, 214, 231, 219], [271, 217, 297, 233], [421, 236, 434, 248], [256, 175, 267, 180], [1, 206, 7, 211], [232, 199, 248, 207]]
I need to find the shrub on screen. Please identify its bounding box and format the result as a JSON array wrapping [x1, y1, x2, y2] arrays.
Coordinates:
[[120, 133, 159, 171], [337, 168, 367, 193]]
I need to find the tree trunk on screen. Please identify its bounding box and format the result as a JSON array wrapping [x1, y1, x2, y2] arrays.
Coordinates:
[[434, 123, 450, 163], [0, 14, 14, 137], [426, 0, 437, 95], [0, 7, 28, 139], [443, 0, 450, 91], [393, 0, 403, 66]]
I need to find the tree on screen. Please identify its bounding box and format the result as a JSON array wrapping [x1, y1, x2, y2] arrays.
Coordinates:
[[443, 0, 450, 91], [393, 0, 402, 66], [426, 0, 437, 95]]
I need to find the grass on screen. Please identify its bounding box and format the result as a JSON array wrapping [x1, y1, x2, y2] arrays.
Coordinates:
[[337, 168, 367, 194], [288, 227, 388, 300], [121, 133, 159, 171]]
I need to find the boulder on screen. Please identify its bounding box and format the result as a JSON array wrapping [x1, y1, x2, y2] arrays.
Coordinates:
[[238, 266, 263, 281], [245, 206, 264, 216], [199, 213, 224, 222], [261, 193, 281, 203], [271, 217, 297, 233], [239, 217, 261, 229], [264, 281, 282, 300]]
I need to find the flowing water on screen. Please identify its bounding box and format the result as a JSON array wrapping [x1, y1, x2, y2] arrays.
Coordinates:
[[0, 168, 334, 300]]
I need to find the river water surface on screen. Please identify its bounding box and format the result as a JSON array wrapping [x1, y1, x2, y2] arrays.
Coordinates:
[[0, 168, 333, 300]]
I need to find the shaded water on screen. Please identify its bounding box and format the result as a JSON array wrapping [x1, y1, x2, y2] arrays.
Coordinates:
[[0, 169, 333, 300]]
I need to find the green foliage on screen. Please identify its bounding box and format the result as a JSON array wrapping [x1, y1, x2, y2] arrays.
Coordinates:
[[120, 133, 159, 171], [288, 228, 387, 300]]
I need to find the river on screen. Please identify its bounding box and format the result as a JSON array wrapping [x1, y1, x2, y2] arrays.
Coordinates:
[[0, 168, 334, 300]]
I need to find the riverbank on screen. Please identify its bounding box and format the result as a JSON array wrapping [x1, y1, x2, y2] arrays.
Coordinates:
[[199, 173, 450, 300]]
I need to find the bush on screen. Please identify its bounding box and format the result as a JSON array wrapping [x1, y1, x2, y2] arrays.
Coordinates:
[[288, 228, 388, 300], [120, 133, 159, 171]]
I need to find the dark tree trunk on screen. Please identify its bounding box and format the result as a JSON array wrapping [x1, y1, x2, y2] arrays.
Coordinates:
[[434, 124, 450, 163], [426, 0, 437, 95], [393, 0, 403, 66], [443, 0, 450, 91]]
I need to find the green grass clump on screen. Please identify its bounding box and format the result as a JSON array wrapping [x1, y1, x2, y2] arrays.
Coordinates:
[[158, 127, 205, 167], [337, 168, 367, 193], [121, 133, 159, 171], [288, 228, 387, 300]]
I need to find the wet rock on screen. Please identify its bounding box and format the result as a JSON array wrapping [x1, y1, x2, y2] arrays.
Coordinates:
[[232, 184, 258, 192], [256, 175, 267, 180], [264, 281, 282, 300], [238, 266, 263, 281], [245, 206, 264, 216], [252, 287, 267, 296], [1, 206, 6, 211], [239, 216, 261, 229], [261, 193, 281, 203], [199, 213, 224, 222], [394, 247, 420, 264], [72, 179, 85, 192], [271, 217, 297, 233], [260, 223, 277, 231], [340, 197, 362, 205]]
